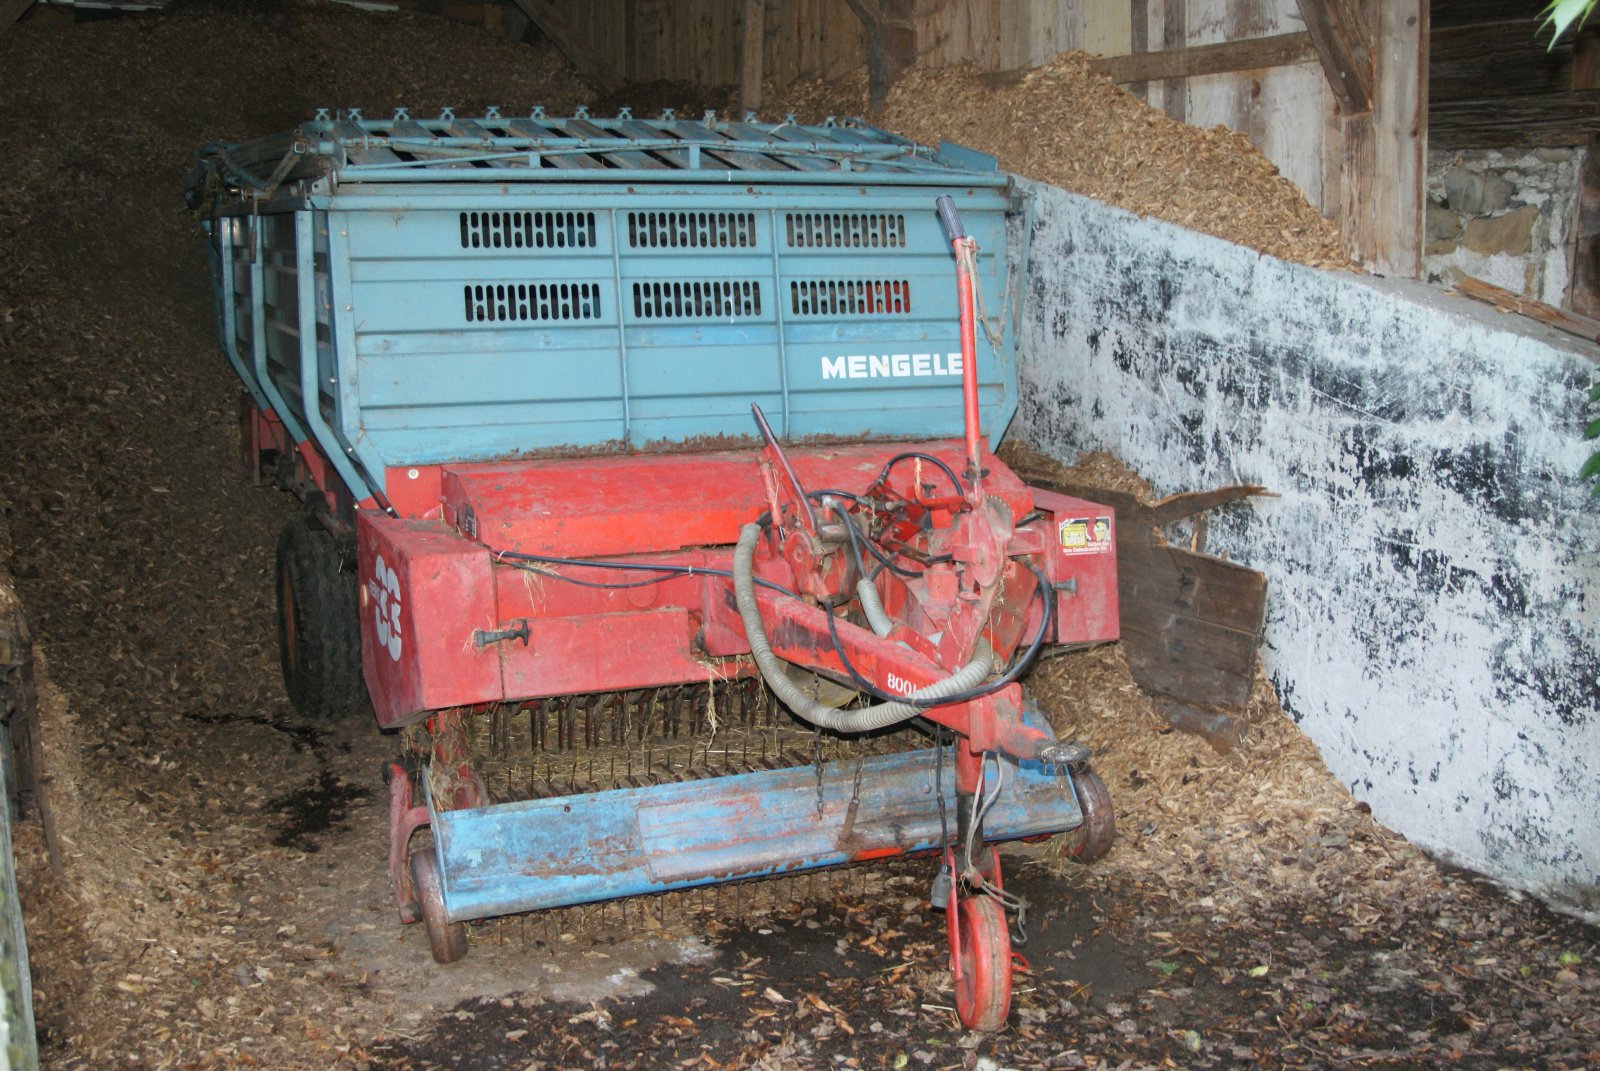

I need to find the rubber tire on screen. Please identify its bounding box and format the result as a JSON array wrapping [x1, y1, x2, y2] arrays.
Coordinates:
[[1063, 766, 1115, 863], [953, 896, 1012, 1032], [276, 514, 365, 719], [410, 850, 468, 964]]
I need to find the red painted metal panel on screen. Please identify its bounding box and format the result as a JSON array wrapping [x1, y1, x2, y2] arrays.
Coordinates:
[[439, 441, 1033, 558], [497, 609, 726, 699], [1031, 489, 1120, 646], [358, 514, 503, 728]]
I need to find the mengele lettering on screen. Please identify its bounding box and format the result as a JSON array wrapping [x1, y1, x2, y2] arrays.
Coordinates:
[[821, 352, 964, 380]]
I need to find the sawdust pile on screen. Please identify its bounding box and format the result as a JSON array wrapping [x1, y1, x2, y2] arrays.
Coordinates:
[[768, 55, 1351, 270]]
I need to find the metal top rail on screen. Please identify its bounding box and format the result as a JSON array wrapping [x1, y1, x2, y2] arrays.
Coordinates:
[[186, 107, 1005, 202]]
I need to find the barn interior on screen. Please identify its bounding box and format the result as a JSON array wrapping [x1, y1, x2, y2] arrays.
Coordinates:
[[0, 1, 1598, 1068]]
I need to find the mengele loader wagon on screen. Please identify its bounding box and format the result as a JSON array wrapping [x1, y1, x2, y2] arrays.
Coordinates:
[[186, 107, 1119, 1031]]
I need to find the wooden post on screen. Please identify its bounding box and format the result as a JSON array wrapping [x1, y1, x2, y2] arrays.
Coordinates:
[[1163, 0, 1187, 122], [739, 0, 764, 116], [1323, 0, 1425, 278]]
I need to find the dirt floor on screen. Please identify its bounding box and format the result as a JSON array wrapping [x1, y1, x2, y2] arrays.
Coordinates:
[[0, 3, 1597, 1069]]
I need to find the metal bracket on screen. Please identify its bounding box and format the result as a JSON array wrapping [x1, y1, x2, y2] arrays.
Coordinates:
[[473, 620, 531, 648]]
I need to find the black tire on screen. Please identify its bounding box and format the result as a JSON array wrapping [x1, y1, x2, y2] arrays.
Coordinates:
[[276, 514, 366, 719]]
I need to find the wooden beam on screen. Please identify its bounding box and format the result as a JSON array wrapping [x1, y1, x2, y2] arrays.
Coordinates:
[[0, 0, 33, 39], [1297, 0, 1374, 114], [1430, 90, 1600, 149], [1430, 20, 1575, 104], [1433, 0, 1549, 31], [1453, 275, 1600, 342], [739, 0, 764, 116], [505, 0, 621, 94], [1088, 31, 1317, 84]]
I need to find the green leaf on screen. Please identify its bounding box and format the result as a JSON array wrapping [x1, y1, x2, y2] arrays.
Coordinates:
[[1584, 417, 1600, 440], [1579, 450, 1600, 480], [1559, 950, 1583, 967], [1247, 964, 1270, 978], [1540, 0, 1598, 49], [1587, 380, 1600, 402], [1149, 959, 1180, 977]]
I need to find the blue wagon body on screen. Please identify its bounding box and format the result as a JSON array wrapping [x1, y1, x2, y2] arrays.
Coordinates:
[[197, 110, 1021, 506]]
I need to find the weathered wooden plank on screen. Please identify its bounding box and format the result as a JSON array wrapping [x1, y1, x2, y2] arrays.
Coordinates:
[[1037, 479, 1270, 754], [1296, 0, 1374, 113], [507, 0, 622, 92], [1430, 21, 1574, 104], [740, 0, 764, 113], [1084, 0, 1132, 57], [1453, 275, 1600, 342], [1432, 0, 1548, 31], [1431, 90, 1600, 149], [1371, 0, 1426, 279], [1090, 30, 1315, 83], [1164, 0, 1187, 121], [1128, 0, 1150, 98]]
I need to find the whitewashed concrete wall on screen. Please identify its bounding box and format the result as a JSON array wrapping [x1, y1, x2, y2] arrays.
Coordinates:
[[1011, 179, 1600, 921]]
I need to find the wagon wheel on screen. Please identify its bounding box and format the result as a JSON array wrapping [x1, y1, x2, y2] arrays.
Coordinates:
[[276, 514, 365, 719], [953, 895, 1012, 1032], [409, 849, 468, 964], [1062, 766, 1115, 863]]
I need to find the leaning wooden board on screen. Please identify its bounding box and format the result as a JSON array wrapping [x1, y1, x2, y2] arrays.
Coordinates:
[[1035, 480, 1269, 752]]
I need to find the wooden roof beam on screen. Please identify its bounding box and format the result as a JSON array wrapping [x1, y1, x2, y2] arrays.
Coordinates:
[[1089, 32, 1319, 85], [505, 0, 620, 95], [1297, 0, 1374, 114]]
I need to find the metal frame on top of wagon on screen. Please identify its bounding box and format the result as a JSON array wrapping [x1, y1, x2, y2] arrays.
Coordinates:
[[192, 107, 1014, 198]]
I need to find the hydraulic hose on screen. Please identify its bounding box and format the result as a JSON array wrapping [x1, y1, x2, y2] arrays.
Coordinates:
[[733, 523, 995, 733], [855, 577, 894, 638]]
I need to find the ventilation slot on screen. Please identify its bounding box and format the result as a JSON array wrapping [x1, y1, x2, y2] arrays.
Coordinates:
[[790, 280, 911, 317], [785, 213, 906, 249], [632, 280, 762, 320], [628, 211, 758, 249], [459, 210, 597, 249], [464, 282, 603, 323]]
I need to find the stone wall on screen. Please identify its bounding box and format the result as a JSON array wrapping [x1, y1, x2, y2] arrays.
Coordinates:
[[1012, 179, 1600, 921], [1424, 148, 1583, 307]]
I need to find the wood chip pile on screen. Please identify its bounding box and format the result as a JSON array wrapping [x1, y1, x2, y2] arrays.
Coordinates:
[[767, 55, 1351, 270]]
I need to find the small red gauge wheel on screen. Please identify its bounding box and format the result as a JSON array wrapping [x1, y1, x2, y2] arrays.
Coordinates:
[[953, 895, 1012, 1032], [1063, 766, 1116, 863], [410, 849, 468, 964]]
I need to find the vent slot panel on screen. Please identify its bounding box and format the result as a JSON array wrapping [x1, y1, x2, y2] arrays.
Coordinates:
[[785, 213, 906, 249], [789, 280, 912, 317], [632, 280, 763, 320], [627, 211, 758, 249], [464, 282, 603, 323], [459, 210, 597, 249]]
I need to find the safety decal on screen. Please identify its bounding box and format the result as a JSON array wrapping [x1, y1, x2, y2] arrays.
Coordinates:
[[1058, 516, 1113, 556]]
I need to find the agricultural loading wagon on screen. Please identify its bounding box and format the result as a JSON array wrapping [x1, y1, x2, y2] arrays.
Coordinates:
[[186, 108, 1120, 1031]]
